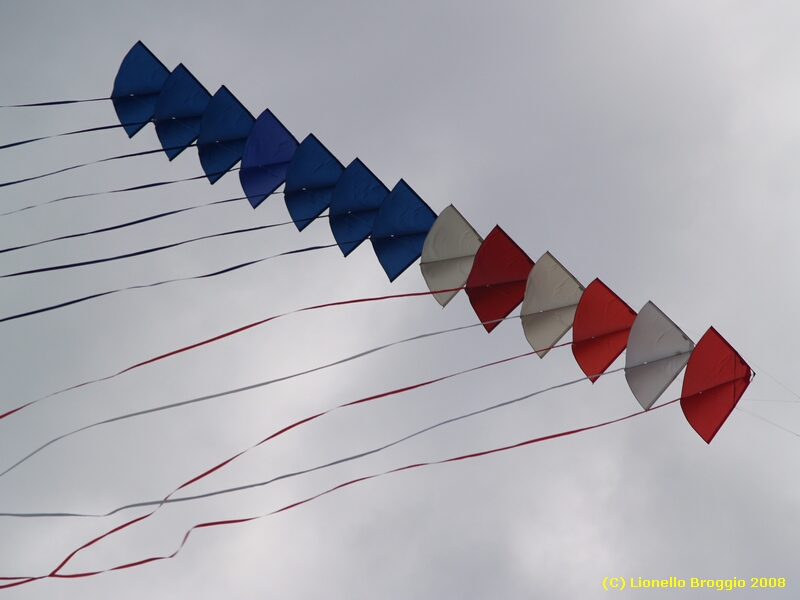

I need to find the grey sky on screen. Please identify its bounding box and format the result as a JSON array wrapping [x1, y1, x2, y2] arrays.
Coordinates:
[[0, 2, 798, 598]]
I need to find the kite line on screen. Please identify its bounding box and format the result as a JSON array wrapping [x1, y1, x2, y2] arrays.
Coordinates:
[[0, 394, 672, 589]]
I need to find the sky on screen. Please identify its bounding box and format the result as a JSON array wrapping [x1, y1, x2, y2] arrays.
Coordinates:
[[0, 1, 798, 598]]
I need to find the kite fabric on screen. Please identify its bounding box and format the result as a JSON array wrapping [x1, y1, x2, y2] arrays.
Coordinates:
[[419, 204, 483, 307], [519, 251, 584, 358], [465, 226, 534, 333], [111, 41, 170, 138], [152, 64, 212, 160], [680, 327, 754, 443], [571, 279, 638, 382], [370, 179, 437, 282], [329, 158, 390, 256], [239, 109, 299, 208], [196, 86, 255, 183], [625, 301, 695, 410], [284, 134, 345, 229]]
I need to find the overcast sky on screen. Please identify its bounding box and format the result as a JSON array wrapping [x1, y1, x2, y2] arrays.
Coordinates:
[[1, 2, 798, 598]]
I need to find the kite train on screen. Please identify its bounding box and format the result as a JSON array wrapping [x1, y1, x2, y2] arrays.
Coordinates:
[[108, 41, 753, 444]]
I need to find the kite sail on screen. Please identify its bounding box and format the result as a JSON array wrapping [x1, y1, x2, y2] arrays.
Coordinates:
[[330, 158, 390, 256], [153, 63, 211, 159], [197, 86, 255, 183], [625, 302, 695, 410], [680, 327, 754, 443], [111, 41, 170, 138], [520, 251, 584, 357], [371, 179, 437, 282], [465, 226, 534, 333], [284, 134, 345, 228], [571, 279, 637, 382], [419, 204, 483, 307], [240, 109, 299, 208]]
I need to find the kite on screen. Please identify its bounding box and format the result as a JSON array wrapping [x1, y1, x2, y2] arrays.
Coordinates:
[[681, 327, 753, 443]]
